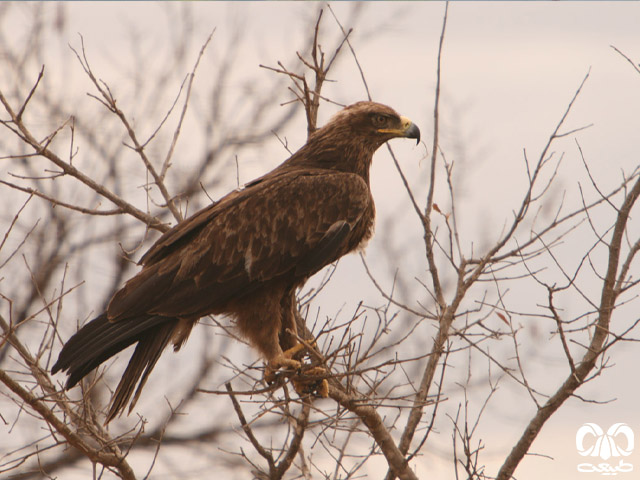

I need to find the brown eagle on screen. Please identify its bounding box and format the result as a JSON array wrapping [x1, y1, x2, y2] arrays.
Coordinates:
[[52, 101, 420, 422]]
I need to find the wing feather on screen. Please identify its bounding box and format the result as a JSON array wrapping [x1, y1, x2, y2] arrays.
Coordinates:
[[107, 171, 371, 321]]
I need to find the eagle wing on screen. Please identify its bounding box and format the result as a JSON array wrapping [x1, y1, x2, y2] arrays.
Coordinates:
[[107, 170, 372, 321]]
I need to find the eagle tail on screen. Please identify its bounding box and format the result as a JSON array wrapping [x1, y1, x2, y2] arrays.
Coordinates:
[[106, 321, 174, 422], [52, 313, 175, 422]]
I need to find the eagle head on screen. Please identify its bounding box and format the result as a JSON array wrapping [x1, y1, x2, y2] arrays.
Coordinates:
[[281, 101, 420, 180], [328, 101, 421, 148]]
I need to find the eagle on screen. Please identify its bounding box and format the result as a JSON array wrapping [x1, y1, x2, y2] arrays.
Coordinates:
[[52, 101, 420, 422]]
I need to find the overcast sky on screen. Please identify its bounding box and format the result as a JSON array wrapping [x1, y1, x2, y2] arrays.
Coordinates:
[[3, 3, 640, 479]]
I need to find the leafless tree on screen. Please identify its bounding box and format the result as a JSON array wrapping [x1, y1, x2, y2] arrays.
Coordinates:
[[1, 3, 639, 480]]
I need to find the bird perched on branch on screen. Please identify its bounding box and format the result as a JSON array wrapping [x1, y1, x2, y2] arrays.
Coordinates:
[[52, 101, 420, 422]]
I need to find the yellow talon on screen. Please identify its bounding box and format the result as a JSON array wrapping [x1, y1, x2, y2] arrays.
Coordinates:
[[264, 342, 329, 398], [292, 366, 329, 398], [316, 378, 329, 398], [264, 345, 304, 385], [283, 342, 306, 359]]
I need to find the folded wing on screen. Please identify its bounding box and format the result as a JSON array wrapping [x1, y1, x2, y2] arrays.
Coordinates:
[[107, 170, 372, 322]]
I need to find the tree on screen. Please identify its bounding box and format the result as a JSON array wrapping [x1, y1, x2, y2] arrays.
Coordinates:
[[1, 3, 639, 479]]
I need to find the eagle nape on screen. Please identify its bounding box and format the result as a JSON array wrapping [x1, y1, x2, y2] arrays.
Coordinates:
[[52, 101, 420, 422]]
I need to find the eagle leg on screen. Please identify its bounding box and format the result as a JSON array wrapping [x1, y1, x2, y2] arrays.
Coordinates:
[[281, 342, 306, 361]]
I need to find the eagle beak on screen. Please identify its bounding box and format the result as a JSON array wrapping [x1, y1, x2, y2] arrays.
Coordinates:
[[399, 116, 421, 145], [378, 116, 421, 145]]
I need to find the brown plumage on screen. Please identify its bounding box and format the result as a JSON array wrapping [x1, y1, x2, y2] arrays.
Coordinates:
[[52, 101, 420, 422]]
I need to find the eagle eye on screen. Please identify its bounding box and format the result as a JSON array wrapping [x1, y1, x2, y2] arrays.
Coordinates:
[[371, 114, 388, 128]]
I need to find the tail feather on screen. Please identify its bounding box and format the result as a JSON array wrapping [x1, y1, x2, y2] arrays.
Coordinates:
[[52, 313, 176, 421], [107, 321, 174, 422]]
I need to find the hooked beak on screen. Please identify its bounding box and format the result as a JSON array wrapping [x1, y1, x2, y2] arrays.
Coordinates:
[[400, 116, 421, 145], [378, 115, 421, 144]]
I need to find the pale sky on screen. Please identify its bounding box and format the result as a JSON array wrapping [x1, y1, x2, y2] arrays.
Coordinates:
[[2, 2, 640, 479]]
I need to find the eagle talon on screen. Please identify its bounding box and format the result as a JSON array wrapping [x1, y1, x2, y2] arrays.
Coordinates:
[[292, 366, 329, 398], [283, 342, 307, 360], [264, 347, 304, 385]]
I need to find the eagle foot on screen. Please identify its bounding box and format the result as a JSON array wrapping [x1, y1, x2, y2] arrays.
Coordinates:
[[264, 346, 304, 385], [282, 342, 308, 361], [264, 345, 329, 398], [292, 366, 329, 398]]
